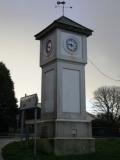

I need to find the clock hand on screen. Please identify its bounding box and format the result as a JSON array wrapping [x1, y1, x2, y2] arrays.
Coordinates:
[[68, 43, 73, 47]]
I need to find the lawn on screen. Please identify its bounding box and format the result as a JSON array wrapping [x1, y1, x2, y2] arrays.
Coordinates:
[[2, 139, 120, 160]]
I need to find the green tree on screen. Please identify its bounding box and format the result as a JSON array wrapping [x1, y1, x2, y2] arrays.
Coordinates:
[[0, 62, 17, 133]]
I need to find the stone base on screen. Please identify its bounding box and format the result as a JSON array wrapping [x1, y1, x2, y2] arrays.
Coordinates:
[[39, 119, 93, 138], [37, 138, 95, 155]]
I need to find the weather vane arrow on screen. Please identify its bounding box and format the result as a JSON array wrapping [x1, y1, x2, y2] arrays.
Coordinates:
[[55, 1, 72, 16]]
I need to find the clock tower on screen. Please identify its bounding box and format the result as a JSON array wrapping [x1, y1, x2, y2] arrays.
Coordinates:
[[35, 16, 95, 155]]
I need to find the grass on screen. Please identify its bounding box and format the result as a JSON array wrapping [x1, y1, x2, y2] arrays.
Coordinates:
[[2, 138, 120, 160]]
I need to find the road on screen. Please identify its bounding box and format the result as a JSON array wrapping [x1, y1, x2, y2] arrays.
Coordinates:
[[0, 138, 19, 160]]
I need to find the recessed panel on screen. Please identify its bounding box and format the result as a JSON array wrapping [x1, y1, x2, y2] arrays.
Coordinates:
[[44, 69, 55, 113], [62, 68, 80, 113]]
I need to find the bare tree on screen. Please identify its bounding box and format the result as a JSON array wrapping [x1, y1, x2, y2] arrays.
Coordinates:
[[93, 86, 120, 122]]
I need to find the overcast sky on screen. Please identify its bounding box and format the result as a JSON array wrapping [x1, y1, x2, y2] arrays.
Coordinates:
[[0, 0, 120, 112]]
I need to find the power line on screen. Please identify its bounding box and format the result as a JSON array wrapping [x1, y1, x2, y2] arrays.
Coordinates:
[[88, 58, 120, 82]]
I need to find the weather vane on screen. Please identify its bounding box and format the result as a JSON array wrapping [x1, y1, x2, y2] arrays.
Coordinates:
[[55, 1, 72, 16]]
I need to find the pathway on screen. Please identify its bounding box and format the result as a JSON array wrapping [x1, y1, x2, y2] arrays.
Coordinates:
[[0, 137, 19, 160]]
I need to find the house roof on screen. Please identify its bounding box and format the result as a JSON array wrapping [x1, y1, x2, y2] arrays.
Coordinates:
[[35, 16, 93, 40]]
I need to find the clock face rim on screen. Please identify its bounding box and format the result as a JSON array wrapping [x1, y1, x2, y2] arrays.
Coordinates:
[[66, 38, 78, 52], [63, 37, 79, 54], [46, 40, 52, 56]]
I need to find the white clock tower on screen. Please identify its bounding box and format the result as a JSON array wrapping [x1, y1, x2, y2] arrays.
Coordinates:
[[35, 16, 95, 155]]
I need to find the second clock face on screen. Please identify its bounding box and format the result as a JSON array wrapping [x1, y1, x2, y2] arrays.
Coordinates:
[[46, 40, 52, 56], [66, 38, 78, 52]]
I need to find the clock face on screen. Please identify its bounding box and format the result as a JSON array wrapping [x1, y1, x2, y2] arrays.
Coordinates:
[[66, 38, 78, 52], [46, 40, 52, 56]]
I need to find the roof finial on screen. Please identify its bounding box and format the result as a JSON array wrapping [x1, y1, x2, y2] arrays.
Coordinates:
[[55, 1, 72, 16]]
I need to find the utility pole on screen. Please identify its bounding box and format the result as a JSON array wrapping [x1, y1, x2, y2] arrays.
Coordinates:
[[34, 96, 38, 158], [20, 109, 25, 142]]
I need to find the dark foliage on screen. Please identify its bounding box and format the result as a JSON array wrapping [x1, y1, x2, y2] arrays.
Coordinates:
[[0, 62, 17, 133], [92, 114, 120, 137]]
